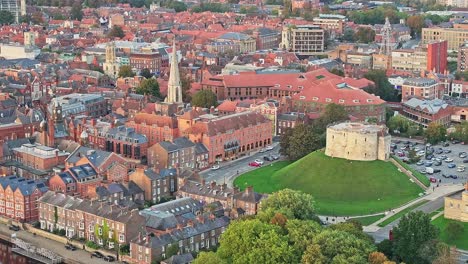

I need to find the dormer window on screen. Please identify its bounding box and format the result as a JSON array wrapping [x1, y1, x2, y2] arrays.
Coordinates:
[[299, 96, 306, 100], [287, 85, 292, 89], [312, 97, 318, 101], [339, 99, 344, 103], [325, 98, 332, 102], [298, 86, 304, 89], [274, 84, 280, 88], [367, 99, 373, 103], [353, 99, 360, 103]]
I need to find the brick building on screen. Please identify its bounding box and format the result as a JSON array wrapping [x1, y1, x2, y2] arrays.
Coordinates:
[[104, 126, 148, 161], [129, 168, 177, 203], [48, 163, 102, 198], [401, 98, 452, 128], [183, 111, 272, 163], [130, 52, 162, 73], [126, 113, 179, 147], [401, 78, 444, 102], [0, 175, 48, 222], [147, 137, 196, 171]]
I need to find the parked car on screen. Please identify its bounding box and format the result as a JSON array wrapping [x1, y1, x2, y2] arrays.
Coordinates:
[[444, 149, 452, 154], [65, 244, 77, 251], [430, 177, 437, 183], [104, 255, 116, 262], [434, 169, 441, 173], [443, 142, 450, 147], [426, 155, 434, 160], [460, 153, 467, 159], [254, 159, 264, 165], [442, 174, 450, 178], [271, 155, 280, 160], [457, 165, 465, 172], [453, 140, 461, 144], [265, 145, 274, 151], [450, 175, 459, 179], [464, 159, 468, 163], [420, 170, 427, 174], [435, 149, 443, 154], [263, 156, 273, 161], [8, 225, 20, 231], [259, 149, 266, 153], [248, 162, 261, 167], [92, 251, 104, 258], [416, 161, 424, 166], [211, 165, 220, 170], [426, 167, 434, 174], [448, 163, 456, 169], [445, 158, 454, 163], [434, 161, 442, 166]]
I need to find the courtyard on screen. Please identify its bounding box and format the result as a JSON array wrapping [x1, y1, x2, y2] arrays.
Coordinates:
[[234, 150, 423, 216]]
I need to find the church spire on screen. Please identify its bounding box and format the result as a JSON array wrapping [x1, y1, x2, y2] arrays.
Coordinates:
[[165, 39, 183, 104]]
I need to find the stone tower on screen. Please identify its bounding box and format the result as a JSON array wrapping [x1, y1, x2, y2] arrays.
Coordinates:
[[103, 41, 120, 78], [165, 39, 183, 104], [380, 17, 393, 55]]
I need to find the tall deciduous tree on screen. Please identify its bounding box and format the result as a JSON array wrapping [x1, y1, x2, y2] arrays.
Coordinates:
[[108, 25, 125, 39], [217, 219, 296, 264], [118, 65, 135, 78], [136, 78, 161, 98], [279, 124, 323, 160], [191, 90, 217, 108], [70, 3, 83, 21], [364, 70, 399, 102], [425, 122, 447, 144], [0, 11, 15, 25], [392, 211, 438, 264], [260, 189, 315, 220], [301, 244, 326, 264], [354, 27, 376, 43], [368, 251, 390, 264], [407, 15, 426, 37], [192, 252, 226, 264], [140, 68, 152, 79]]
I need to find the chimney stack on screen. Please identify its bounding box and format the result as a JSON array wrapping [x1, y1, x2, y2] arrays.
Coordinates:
[[246, 186, 253, 195], [210, 181, 216, 189], [138, 232, 142, 242]]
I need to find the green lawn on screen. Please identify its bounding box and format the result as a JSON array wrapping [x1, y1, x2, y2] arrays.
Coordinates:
[[392, 156, 431, 187], [349, 214, 385, 226], [234, 151, 423, 216], [432, 215, 468, 250], [428, 207, 444, 219], [377, 200, 429, 227]]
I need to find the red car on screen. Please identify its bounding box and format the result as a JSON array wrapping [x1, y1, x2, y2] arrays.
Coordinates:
[[430, 177, 437, 183], [248, 162, 261, 167]]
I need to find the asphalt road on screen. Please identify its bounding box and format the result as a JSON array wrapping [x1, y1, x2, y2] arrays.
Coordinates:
[[370, 196, 445, 243], [200, 143, 281, 186]]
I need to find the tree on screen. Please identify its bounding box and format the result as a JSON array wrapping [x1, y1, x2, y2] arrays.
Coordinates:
[[165, 244, 179, 259], [407, 149, 420, 163], [330, 68, 345, 77], [450, 121, 468, 143], [140, 68, 153, 79], [180, 72, 192, 103], [260, 189, 315, 220], [217, 219, 297, 264], [118, 65, 135, 78], [108, 25, 125, 39], [131, 0, 145, 7], [193, 252, 226, 264], [279, 124, 323, 160], [354, 27, 376, 43], [364, 70, 398, 102], [432, 245, 460, 264], [166, 1, 188, 12], [70, 3, 83, 21], [406, 15, 425, 37], [368, 252, 389, 264], [312, 229, 376, 263], [191, 90, 217, 108], [0, 11, 15, 25], [136, 78, 161, 98], [342, 28, 356, 42], [392, 211, 438, 264], [425, 122, 447, 144], [330, 222, 373, 243], [313, 103, 349, 133], [301, 244, 325, 264], [445, 221, 464, 240], [377, 239, 394, 260], [285, 219, 322, 253]]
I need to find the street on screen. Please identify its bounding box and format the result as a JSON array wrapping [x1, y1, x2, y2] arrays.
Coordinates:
[[200, 143, 281, 187]]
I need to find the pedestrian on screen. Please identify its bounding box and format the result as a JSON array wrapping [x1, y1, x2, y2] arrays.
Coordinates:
[[91, 254, 93, 259]]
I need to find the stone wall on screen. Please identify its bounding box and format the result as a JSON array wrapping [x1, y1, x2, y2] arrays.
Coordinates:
[[444, 192, 468, 222]]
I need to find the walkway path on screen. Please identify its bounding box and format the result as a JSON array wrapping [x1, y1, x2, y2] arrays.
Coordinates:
[[389, 158, 429, 190]]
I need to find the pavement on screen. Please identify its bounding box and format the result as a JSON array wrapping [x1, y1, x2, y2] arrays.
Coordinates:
[[200, 142, 281, 187], [0, 224, 119, 264]]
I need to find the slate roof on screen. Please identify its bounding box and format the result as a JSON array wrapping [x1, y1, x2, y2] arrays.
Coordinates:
[[106, 126, 148, 144], [158, 137, 195, 152], [403, 98, 449, 114], [66, 146, 113, 167], [0, 175, 48, 196], [38, 191, 83, 209], [218, 32, 251, 41], [194, 143, 208, 155], [162, 253, 194, 264], [68, 164, 98, 180]]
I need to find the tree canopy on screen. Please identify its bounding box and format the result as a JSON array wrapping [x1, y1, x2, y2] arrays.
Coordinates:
[[425, 122, 447, 144], [0, 11, 15, 25], [70, 3, 83, 21], [108, 25, 125, 39], [191, 90, 217, 108], [364, 70, 399, 102], [118, 65, 135, 78], [139, 68, 152, 79], [135, 78, 161, 98], [260, 189, 316, 221]]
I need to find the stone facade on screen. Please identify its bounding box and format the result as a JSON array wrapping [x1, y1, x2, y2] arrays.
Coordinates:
[[445, 188, 468, 222], [325, 122, 391, 161]]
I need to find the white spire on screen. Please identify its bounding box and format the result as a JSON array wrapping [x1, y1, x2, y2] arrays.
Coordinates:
[[166, 39, 183, 104]]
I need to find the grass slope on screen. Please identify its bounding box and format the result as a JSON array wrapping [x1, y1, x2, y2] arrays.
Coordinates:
[[377, 200, 429, 227], [234, 151, 423, 216], [350, 214, 385, 226], [432, 215, 468, 250]]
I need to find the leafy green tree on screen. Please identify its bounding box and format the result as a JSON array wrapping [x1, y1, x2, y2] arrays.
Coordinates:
[[217, 219, 296, 264], [432, 245, 459, 264], [108, 25, 125, 39], [191, 90, 217, 108], [279, 124, 323, 160], [312, 229, 376, 263], [450, 121, 468, 143], [166, 0, 187, 12], [118, 65, 135, 78], [260, 189, 315, 220], [140, 68, 152, 79], [376, 239, 394, 260], [407, 15, 425, 37], [131, 0, 145, 7], [180, 70, 192, 102], [313, 103, 349, 133], [286, 219, 322, 253], [191, 3, 230, 13], [330, 222, 373, 243], [342, 28, 356, 42], [354, 27, 376, 43], [330, 68, 345, 77], [364, 70, 398, 102], [193, 252, 226, 264], [368, 251, 390, 264], [0, 11, 15, 25], [301, 244, 325, 264], [425, 122, 447, 144], [166, 244, 179, 259], [136, 78, 161, 98], [392, 211, 438, 264], [445, 222, 464, 240], [408, 149, 420, 163], [70, 3, 83, 21]]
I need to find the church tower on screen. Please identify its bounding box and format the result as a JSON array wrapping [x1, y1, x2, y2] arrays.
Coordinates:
[[165, 39, 183, 105], [380, 17, 393, 55], [103, 41, 120, 78]]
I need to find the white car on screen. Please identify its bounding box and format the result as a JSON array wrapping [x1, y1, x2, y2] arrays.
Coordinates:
[[254, 159, 264, 165], [265, 146, 274, 151], [445, 158, 454, 163], [259, 149, 266, 153], [211, 165, 220, 170], [457, 165, 465, 172]]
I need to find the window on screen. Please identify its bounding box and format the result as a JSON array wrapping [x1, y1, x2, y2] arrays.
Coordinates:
[[119, 234, 125, 243]]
